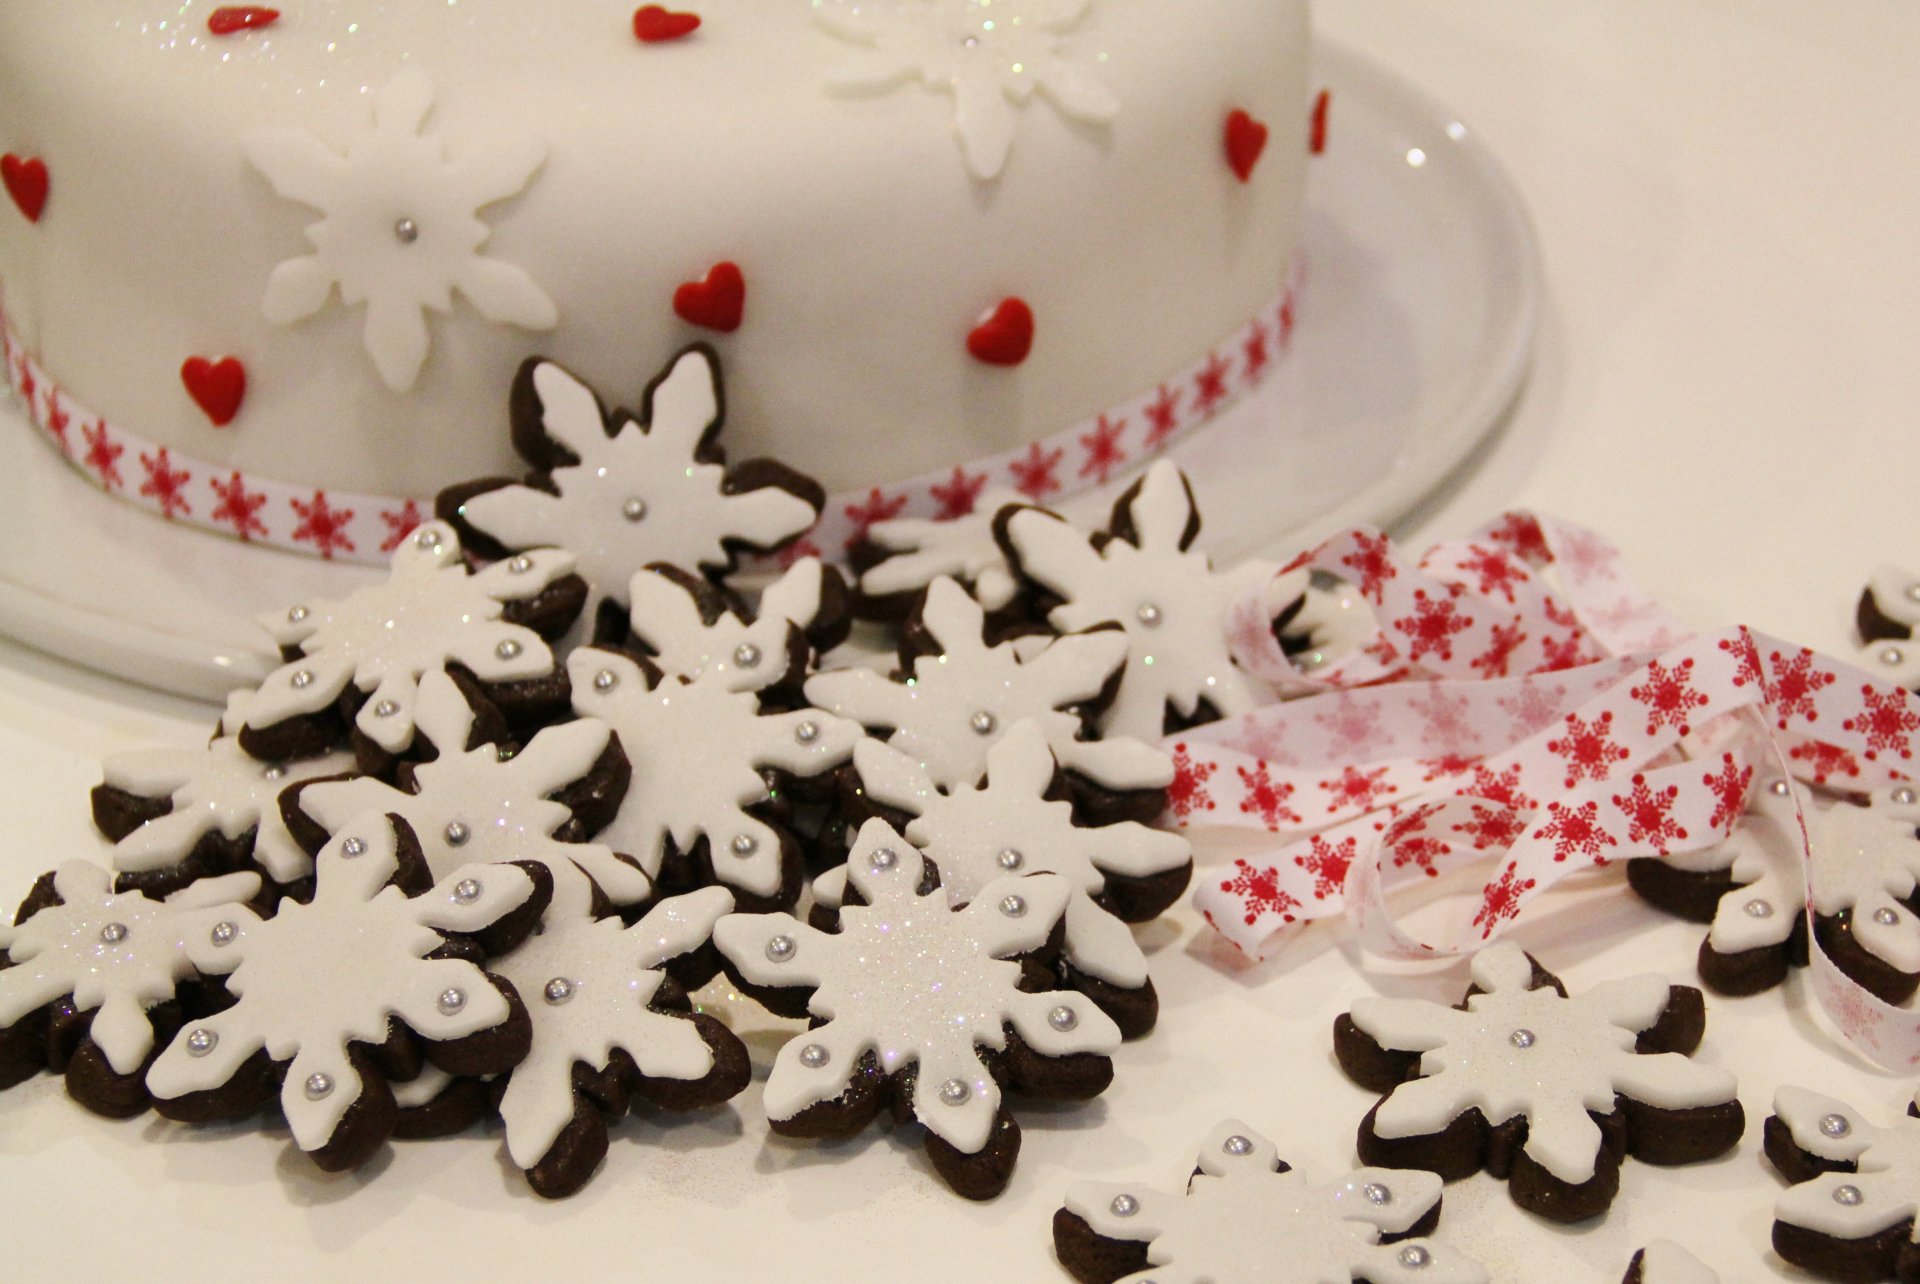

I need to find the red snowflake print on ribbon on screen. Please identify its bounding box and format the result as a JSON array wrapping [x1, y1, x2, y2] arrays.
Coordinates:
[[1703, 755, 1754, 834], [1236, 761, 1301, 830], [14, 353, 36, 409], [1484, 513, 1551, 566], [1555, 527, 1615, 582], [289, 491, 356, 560], [1472, 862, 1537, 937], [1789, 739, 1860, 785], [1719, 632, 1765, 689], [1537, 799, 1619, 863], [1294, 834, 1357, 900], [1539, 630, 1593, 672], [378, 499, 424, 553], [1769, 648, 1837, 728], [208, 471, 268, 541], [843, 488, 909, 550], [1546, 710, 1632, 787], [1339, 531, 1397, 603], [930, 466, 988, 520], [1242, 322, 1270, 382], [1471, 618, 1529, 679], [1312, 693, 1391, 759], [1319, 764, 1394, 814], [1385, 805, 1449, 878], [44, 390, 70, 455], [1499, 679, 1567, 740], [138, 448, 193, 518], [1420, 752, 1479, 781], [1408, 686, 1473, 748], [775, 536, 824, 570], [1167, 743, 1218, 819], [1611, 774, 1687, 855], [1843, 685, 1920, 761], [1220, 859, 1299, 926], [1459, 763, 1536, 811], [1279, 294, 1296, 345], [1192, 352, 1232, 417], [1009, 441, 1064, 500], [1143, 385, 1181, 451], [1629, 657, 1711, 737], [1394, 585, 1478, 661], [81, 421, 125, 490], [1078, 415, 1128, 485], [1455, 804, 1527, 851], [1455, 544, 1528, 603], [1820, 978, 1885, 1049]]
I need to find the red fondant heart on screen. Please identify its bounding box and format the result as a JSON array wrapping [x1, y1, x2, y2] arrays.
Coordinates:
[[181, 356, 247, 427], [207, 6, 280, 35], [673, 261, 745, 333], [2, 155, 49, 223], [633, 5, 701, 42], [967, 298, 1034, 367], [1224, 110, 1269, 182]]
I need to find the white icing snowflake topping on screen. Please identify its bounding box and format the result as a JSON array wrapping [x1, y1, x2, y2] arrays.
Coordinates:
[[1350, 942, 1737, 1185], [146, 821, 541, 1152], [859, 487, 1023, 611], [0, 865, 260, 1076], [627, 558, 830, 690], [243, 522, 573, 755], [102, 698, 355, 886], [1001, 461, 1277, 741], [819, 720, 1188, 987], [457, 350, 818, 605], [1807, 785, 1920, 973], [1062, 1120, 1487, 1284], [297, 670, 650, 908], [714, 819, 1119, 1153], [569, 647, 863, 901], [244, 67, 555, 392], [1854, 566, 1920, 688], [804, 575, 1171, 794], [813, 0, 1120, 180], [491, 887, 733, 1168], [1632, 1241, 1721, 1284], [1772, 1087, 1920, 1245]]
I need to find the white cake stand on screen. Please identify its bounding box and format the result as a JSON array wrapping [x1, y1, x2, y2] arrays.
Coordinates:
[[0, 42, 1538, 703]]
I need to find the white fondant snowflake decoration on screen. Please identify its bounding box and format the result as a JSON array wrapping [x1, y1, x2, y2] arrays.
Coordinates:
[[0, 865, 259, 1076], [715, 820, 1120, 1153], [627, 558, 830, 690], [297, 670, 651, 908], [244, 67, 555, 392], [1657, 775, 1805, 961], [805, 575, 1171, 794], [569, 647, 863, 901], [1854, 566, 1920, 689], [814, 0, 1120, 180], [1808, 784, 1920, 973], [103, 695, 355, 886], [859, 488, 1024, 611], [146, 821, 539, 1153], [1062, 1120, 1486, 1284], [1772, 1087, 1920, 1251], [818, 720, 1188, 988], [244, 522, 573, 755], [1001, 461, 1277, 741], [1350, 942, 1737, 1186], [459, 351, 818, 604], [491, 887, 732, 1168]]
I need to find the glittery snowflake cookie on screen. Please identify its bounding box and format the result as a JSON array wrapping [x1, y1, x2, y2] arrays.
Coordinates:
[[1053, 1119, 1486, 1284], [237, 521, 586, 763], [1764, 1087, 1920, 1284], [615, 558, 851, 700], [1334, 941, 1744, 1223], [814, 720, 1190, 1037], [146, 816, 549, 1173], [714, 818, 1122, 1200], [1622, 1241, 1721, 1284], [1855, 566, 1920, 691], [0, 864, 259, 1118], [568, 645, 864, 913], [805, 575, 1173, 825], [92, 693, 355, 904], [997, 460, 1278, 741], [488, 885, 750, 1198], [286, 668, 650, 910], [851, 485, 1027, 623], [438, 347, 823, 634]]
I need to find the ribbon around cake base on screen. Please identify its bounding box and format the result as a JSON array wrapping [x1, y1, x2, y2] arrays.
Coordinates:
[[1174, 512, 1920, 1070]]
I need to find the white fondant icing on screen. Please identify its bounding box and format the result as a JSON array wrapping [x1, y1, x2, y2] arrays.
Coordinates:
[[1351, 942, 1738, 1186], [1061, 1120, 1486, 1284], [1701, 779, 1803, 956], [804, 575, 1172, 793], [459, 351, 816, 604], [146, 821, 538, 1152], [859, 488, 1024, 611], [1001, 461, 1278, 741], [713, 819, 1118, 1154], [627, 558, 826, 691], [0, 863, 258, 1076], [491, 887, 732, 1168], [1773, 1087, 1920, 1244], [1808, 787, 1920, 974], [1634, 1240, 1721, 1284], [1866, 566, 1920, 631]]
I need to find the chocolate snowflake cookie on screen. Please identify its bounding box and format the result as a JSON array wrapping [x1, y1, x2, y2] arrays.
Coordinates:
[[1765, 1086, 1920, 1284], [1855, 566, 1920, 691]]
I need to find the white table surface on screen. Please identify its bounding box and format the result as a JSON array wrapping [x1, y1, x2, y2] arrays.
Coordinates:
[[3, 6, 1918, 1281]]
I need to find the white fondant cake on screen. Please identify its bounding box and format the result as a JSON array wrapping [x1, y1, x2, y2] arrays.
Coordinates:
[[0, 1, 1311, 559]]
